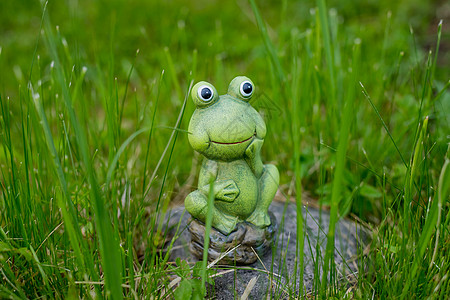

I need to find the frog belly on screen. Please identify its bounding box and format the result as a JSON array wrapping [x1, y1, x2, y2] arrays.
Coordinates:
[[214, 160, 258, 220]]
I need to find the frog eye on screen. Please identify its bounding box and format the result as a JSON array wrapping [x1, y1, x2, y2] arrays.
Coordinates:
[[197, 85, 214, 102], [191, 81, 218, 108], [227, 76, 254, 102], [239, 81, 253, 98]]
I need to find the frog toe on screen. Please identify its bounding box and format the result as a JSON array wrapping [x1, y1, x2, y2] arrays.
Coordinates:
[[246, 210, 271, 228], [215, 215, 238, 235]]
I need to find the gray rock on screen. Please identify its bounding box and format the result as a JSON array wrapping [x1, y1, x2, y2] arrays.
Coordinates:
[[188, 212, 277, 265], [162, 201, 369, 298]]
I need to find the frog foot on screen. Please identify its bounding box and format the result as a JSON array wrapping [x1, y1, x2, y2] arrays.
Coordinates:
[[246, 210, 271, 228], [215, 213, 238, 235]]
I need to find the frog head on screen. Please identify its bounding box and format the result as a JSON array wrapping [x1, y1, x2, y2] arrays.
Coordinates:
[[188, 76, 266, 161]]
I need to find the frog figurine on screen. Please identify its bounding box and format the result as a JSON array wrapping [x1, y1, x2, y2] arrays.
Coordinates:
[[185, 76, 279, 238]]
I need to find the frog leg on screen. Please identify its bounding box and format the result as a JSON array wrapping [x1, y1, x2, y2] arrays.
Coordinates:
[[185, 157, 240, 234], [185, 190, 238, 235], [246, 164, 279, 228]]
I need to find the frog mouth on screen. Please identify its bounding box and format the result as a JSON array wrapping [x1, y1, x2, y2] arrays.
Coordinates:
[[210, 131, 256, 145]]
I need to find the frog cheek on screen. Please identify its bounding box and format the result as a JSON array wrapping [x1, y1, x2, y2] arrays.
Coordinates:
[[188, 130, 211, 153], [254, 115, 267, 140]]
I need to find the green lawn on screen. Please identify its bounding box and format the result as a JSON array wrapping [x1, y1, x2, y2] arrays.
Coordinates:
[[0, 0, 449, 298]]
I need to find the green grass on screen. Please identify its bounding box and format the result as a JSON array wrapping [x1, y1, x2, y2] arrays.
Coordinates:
[[1, 0, 449, 298]]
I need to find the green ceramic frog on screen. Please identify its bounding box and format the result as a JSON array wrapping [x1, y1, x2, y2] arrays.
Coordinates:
[[185, 76, 279, 235]]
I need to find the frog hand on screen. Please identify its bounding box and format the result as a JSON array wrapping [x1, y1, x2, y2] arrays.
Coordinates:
[[245, 138, 264, 178], [214, 179, 240, 202]]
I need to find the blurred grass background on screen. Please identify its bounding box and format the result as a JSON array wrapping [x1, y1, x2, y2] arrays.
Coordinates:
[[0, 0, 449, 298]]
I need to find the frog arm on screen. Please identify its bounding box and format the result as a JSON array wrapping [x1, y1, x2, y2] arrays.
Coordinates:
[[198, 158, 218, 187], [244, 138, 264, 178], [198, 159, 239, 202], [199, 179, 240, 202], [244, 110, 266, 178]]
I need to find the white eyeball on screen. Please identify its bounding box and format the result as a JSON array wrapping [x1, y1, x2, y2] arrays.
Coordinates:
[[239, 81, 253, 98], [197, 85, 214, 102]]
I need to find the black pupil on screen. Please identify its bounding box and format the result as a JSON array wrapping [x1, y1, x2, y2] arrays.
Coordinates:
[[201, 87, 212, 100], [243, 82, 252, 95]]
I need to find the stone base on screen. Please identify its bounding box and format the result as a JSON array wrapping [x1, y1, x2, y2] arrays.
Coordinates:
[[187, 212, 277, 265], [160, 201, 370, 298]]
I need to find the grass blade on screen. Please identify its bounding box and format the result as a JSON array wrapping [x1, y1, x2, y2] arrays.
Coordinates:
[[290, 30, 304, 296], [401, 142, 448, 297], [317, 0, 336, 108], [201, 180, 215, 296], [248, 0, 285, 84], [40, 3, 124, 298], [31, 86, 88, 279], [360, 82, 407, 167], [142, 70, 164, 195], [106, 127, 149, 185], [321, 38, 360, 292]]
